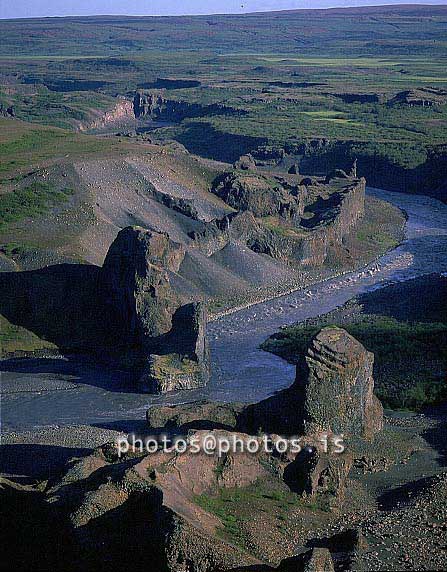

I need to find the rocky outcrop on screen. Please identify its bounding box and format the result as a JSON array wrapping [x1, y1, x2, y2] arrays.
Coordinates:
[[0, 103, 15, 118], [150, 188, 201, 220], [195, 173, 365, 267], [78, 98, 135, 131], [188, 210, 269, 257], [325, 169, 349, 183], [147, 400, 244, 431], [348, 158, 358, 178], [331, 92, 383, 104], [283, 442, 353, 508], [103, 226, 185, 342], [103, 226, 210, 393], [295, 326, 383, 440], [250, 145, 286, 166], [212, 172, 306, 220], [288, 163, 300, 175], [149, 326, 383, 441], [0, 225, 210, 392], [389, 87, 447, 107], [233, 153, 256, 170], [277, 548, 335, 572], [301, 179, 366, 241], [1, 431, 347, 571], [141, 302, 210, 393], [133, 90, 244, 121], [10, 434, 276, 571]]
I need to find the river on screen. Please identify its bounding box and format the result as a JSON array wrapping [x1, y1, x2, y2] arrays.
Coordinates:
[[2, 188, 447, 431]]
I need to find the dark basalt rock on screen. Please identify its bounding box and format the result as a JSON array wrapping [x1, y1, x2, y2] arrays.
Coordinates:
[[348, 158, 358, 178], [288, 163, 300, 175], [103, 226, 185, 343], [295, 326, 383, 440], [300, 177, 319, 186], [251, 145, 286, 165], [212, 172, 305, 220], [0, 104, 15, 117], [325, 169, 349, 183], [277, 548, 335, 572], [141, 302, 210, 393], [103, 226, 210, 393], [234, 153, 256, 170], [389, 87, 447, 107], [133, 90, 243, 121]]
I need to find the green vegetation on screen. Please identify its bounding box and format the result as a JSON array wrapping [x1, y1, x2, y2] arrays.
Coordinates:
[[0, 87, 115, 129], [0, 8, 446, 198], [0, 118, 125, 179], [0, 314, 57, 356], [194, 480, 328, 549], [1, 8, 446, 57], [261, 216, 305, 238], [262, 317, 447, 411], [0, 181, 74, 232]]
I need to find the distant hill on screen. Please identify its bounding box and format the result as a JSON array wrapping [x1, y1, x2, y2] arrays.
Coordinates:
[[1, 4, 447, 57]]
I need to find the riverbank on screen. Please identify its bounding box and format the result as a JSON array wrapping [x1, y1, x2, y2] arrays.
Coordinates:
[[1, 188, 447, 433], [261, 274, 447, 411], [208, 193, 405, 319]]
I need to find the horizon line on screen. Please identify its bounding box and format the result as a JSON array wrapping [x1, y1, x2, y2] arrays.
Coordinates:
[[1, 3, 445, 21]]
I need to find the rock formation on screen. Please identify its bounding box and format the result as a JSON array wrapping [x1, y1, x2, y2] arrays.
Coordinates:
[[234, 153, 256, 170], [192, 173, 365, 268], [389, 87, 447, 107], [295, 326, 383, 440], [147, 400, 244, 431], [276, 548, 335, 572], [348, 158, 358, 178], [0, 431, 346, 571], [78, 98, 135, 131], [212, 172, 305, 220], [103, 226, 210, 393], [250, 145, 286, 166], [325, 168, 349, 183], [0, 103, 15, 118], [288, 163, 300, 175], [147, 326, 383, 441], [283, 441, 353, 508], [133, 90, 243, 121], [103, 226, 185, 342], [142, 302, 210, 393]]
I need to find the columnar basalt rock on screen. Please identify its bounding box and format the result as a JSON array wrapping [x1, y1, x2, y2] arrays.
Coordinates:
[[133, 90, 243, 121], [212, 172, 305, 220], [102, 226, 210, 393], [102, 226, 185, 344], [294, 326, 383, 440], [196, 172, 365, 267]]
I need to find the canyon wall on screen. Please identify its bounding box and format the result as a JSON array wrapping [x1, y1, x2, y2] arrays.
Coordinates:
[[78, 98, 136, 131], [133, 90, 245, 121], [189, 174, 365, 268]]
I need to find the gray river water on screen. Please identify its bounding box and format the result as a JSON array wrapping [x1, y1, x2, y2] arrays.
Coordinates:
[[2, 188, 447, 432]]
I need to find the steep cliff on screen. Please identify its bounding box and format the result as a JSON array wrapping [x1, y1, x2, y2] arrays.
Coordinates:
[[78, 98, 136, 131], [190, 171, 366, 268], [133, 90, 244, 122], [102, 226, 210, 393]]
